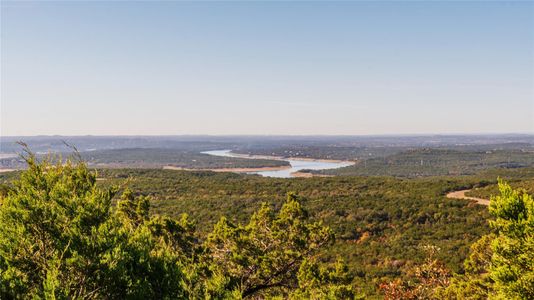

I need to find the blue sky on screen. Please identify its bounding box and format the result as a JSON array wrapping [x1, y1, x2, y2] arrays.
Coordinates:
[[1, 1, 533, 136]]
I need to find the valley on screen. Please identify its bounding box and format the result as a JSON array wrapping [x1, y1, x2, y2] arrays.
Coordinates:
[[0, 135, 533, 297]]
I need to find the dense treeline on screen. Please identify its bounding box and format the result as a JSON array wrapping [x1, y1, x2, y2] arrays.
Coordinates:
[[235, 145, 404, 161], [326, 148, 534, 177], [233, 145, 534, 178], [83, 148, 290, 169], [464, 168, 534, 199], [237, 143, 534, 161], [0, 148, 289, 170]]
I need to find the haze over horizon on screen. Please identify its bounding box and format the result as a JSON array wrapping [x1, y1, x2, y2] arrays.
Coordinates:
[[2, 1, 533, 136]]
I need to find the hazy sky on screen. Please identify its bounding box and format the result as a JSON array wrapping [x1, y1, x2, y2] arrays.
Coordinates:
[[1, 1, 533, 136]]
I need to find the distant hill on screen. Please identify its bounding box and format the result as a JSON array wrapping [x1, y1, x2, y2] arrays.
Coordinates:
[[0, 148, 289, 170], [325, 148, 534, 177]]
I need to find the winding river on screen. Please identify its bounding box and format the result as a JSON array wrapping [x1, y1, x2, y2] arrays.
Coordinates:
[[202, 150, 354, 178]]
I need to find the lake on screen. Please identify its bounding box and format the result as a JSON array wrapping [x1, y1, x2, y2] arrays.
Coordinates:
[[202, 150, 353, 178]]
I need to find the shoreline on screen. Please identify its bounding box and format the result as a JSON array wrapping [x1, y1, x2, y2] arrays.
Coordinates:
[[162, 165, 292, 173], [290, 171, 334, 178], [227, 151, 355, 166], [0, 169, 17, 173]]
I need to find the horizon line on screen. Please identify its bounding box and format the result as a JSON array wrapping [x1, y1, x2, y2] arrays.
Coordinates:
[[1, 132, 534, 138]]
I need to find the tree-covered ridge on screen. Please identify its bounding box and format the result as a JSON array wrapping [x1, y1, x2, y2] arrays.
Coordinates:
[[82, 148, 290, 169], [0, 148, 290, 170], [0, 151, 353, 298], [326, 148, 534, 177]]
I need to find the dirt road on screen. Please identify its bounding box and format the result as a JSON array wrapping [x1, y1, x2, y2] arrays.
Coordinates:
[[446, 189, 490, 206]]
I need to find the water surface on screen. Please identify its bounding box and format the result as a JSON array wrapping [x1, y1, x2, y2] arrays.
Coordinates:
[[202, 150, 353, 178]]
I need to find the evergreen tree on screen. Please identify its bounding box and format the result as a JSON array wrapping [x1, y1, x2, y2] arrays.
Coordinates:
[[488, 181, 534, 299], [0, 150, 187, 298], [203, 193, 354, 298]]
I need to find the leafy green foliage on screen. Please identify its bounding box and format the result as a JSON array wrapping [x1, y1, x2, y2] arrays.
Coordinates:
[[0, 151, 189, 298], [202, 193, 350, 298], [291, 258, 355, 299], [438, 234, 495, 300], [488, 181, 534, 299]]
